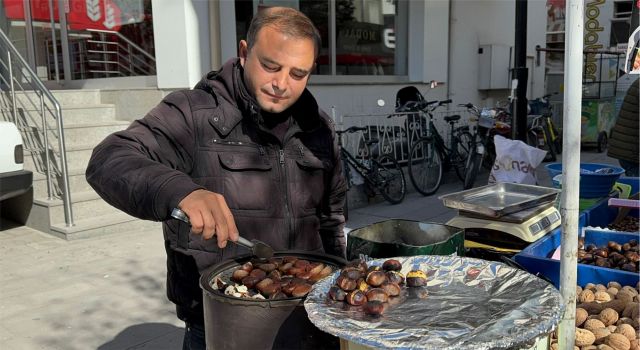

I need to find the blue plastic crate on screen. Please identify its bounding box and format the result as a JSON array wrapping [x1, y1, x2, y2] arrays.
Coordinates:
[[585, 177, 640, 228], [515, 228, 640, 288], [546, 163, 625, 198]]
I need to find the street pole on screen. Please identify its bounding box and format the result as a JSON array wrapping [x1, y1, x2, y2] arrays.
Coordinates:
[[558, 0, 584, 348], [513, 0, 528, 142]]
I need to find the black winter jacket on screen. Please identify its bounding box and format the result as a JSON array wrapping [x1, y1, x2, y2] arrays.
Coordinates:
[[86, 58, 347, 323]]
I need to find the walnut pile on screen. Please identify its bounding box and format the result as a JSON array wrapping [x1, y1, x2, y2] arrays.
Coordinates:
[[550, 281, 640, 350]]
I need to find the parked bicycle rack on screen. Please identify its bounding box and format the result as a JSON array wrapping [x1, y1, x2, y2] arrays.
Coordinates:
[[332, 107, 475, 165]]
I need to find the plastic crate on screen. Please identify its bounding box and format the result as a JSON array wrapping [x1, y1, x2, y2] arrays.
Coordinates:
[[546, 163, 625, 198], [514, 228, 640, 289], [584, 177, 640, 228]]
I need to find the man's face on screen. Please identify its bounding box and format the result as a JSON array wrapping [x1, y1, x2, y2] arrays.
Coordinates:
[[239, 26, 315, 113]]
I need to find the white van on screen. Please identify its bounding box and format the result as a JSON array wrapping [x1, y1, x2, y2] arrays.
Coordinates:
[[0, 121, 33, 225]]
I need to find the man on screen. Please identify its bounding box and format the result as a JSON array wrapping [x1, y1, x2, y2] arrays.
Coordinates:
[[86, 7, 346, 349], [608, 77, 639, 176]]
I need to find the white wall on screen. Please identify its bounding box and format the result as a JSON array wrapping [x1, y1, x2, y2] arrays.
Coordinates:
[[448, 0, 547, 109], [152, 0, 211, 89]]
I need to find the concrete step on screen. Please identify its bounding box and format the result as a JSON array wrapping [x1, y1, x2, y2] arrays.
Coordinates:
[[4, 104, 117, 126], [24, 143, 96, 172], [1, 89, 102, 107], [31, 166, 92, 198], [19, 121, 130, 148], [33, 190, 122, 226], [49, 212, 161, 240]]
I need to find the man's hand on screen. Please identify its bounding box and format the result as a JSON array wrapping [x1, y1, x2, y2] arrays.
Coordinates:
[[178, 189, 239, 248]]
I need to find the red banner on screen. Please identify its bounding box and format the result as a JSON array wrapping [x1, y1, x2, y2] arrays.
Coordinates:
[[4, 0, 122, 31]]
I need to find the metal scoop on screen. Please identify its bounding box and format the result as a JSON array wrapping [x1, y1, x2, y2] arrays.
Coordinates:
[[170, 208, 274, 259]]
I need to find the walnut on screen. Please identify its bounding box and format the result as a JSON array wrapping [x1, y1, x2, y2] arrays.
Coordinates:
[[608, 325, 619, 333], [600, 308, 620, 326], [598, 345, 615, 350], [576, 308, 589, 326], [605, 333, 631, 350], [618, 318, 634, 327], [580, 290, 597, 303], [597, 344, 614, 350], [609, 288, 620, 297], [617, 291, 636, 303], [629, 340, 638, 350], [608, 282, 623, 290], [621, 287, 639, 297], [586, 283, 597, 291], [583, 345, 598, 350], [585, 319, 608, 332], [614, 324, 636, 342], [593, 328, 612, 344], [597, 285, 609, 292], [576, 328, 596, 347], [597, 292, 614, 303]]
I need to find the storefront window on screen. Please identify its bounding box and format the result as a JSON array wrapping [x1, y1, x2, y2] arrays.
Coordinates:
[[235, 0, 408, 76]]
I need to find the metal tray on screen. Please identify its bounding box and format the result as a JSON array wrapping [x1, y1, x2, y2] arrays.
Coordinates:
[[438, 182, 561, 218]]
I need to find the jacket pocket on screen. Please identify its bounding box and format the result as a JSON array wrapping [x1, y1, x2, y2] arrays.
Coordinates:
[[294, 153, 327, 211], [218, 153, 273, 211]]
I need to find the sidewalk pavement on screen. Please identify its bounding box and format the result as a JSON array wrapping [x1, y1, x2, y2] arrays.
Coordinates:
[[0, 149, 618, 350]]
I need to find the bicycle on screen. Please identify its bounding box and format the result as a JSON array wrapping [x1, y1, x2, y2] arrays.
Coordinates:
[[527, 93, 562, 162], [336, 126, 407, 219], [397, 99, 474, 196]]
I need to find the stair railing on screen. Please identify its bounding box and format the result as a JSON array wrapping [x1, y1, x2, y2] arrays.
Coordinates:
[[0, 28, 74, 227]]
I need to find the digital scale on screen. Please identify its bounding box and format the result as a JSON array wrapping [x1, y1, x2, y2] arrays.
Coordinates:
[[439, 183, 562, 256]]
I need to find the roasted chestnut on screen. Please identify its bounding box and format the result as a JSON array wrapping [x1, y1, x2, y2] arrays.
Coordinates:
[[608, 241, 622, 253], [382, 259, 402, 272], [346, 259, 368, 274], [363, 301, 385, 316], [578, 237, 585, 250], [291, 283, 312, 297], [585, 244, 597, 252], [380, 282, 401, 297], [367, 265, 381, 274], [341, 267, 363, 280], [594, 258, 611, 268], [386, 271, 405, 285], [309, 265, 333, 282], [279, 262, 294, 274], [249, 269, 267, 280], [260, 283, 282, 297], [241, 276, 261, 289], [328, 286, 347, 301], [345, 290, 367, 306], [308, 263, 325, 276], [336, 275, 357, 291], [282, 256, 298, 264], [288, 267, 306, 277], [232, 269, 249, 282], [255, 278, 274, 292], [621, 263, 637, 272], [366, 271, 387, 287], [258, 263, 277, 273], [268, 270, 282, 281], [630, 239, 638, 247], [294, 259, 310, 268], [240, 262, 254, 272], [365, 288, 389, 303], [622, 243, 631, 251], [593, 249, 609, 259], [357, 279, 371, 293], [406, 270, 428, 287]]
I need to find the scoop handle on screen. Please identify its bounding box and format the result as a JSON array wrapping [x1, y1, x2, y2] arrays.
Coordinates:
[[170, 208, 253, 248]]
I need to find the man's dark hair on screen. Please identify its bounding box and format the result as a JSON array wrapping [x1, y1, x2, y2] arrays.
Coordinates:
[[246, 7, 321, 58]]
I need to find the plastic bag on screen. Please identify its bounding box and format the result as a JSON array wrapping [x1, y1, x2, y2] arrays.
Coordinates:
[[488, 135, 547, 185]]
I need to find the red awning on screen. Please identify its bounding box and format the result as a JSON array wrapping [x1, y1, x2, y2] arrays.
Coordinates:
[[4, 0, 122, 31]]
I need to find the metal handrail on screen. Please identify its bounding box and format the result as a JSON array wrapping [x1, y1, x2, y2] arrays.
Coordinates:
[[0, 28, 74, 227], [86, 28, 156, 62]]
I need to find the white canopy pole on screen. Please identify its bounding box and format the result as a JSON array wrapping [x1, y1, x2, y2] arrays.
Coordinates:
[[558, 0, 584, 348]]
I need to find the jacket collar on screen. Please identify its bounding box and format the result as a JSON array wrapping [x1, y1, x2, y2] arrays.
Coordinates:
[[196, 58, 325, 137]]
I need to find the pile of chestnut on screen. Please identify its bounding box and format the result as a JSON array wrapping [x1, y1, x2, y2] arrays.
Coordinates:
[[223, 256, 334, 299], [327, 258, 428, 316], [578, 238, 639, 273]]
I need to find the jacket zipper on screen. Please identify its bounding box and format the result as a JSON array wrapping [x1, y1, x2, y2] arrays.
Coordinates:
[[279, 148, 294, 249]]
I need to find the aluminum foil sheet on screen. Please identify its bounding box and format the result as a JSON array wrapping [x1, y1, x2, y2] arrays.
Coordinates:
[[304, 255, 564, 350]]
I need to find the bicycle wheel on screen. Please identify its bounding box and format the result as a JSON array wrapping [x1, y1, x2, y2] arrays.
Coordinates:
[[463, 148, 482, 190], [371, 155, 406, 204], [408, 138, 443, 196], [453, 131, 474, 181]]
